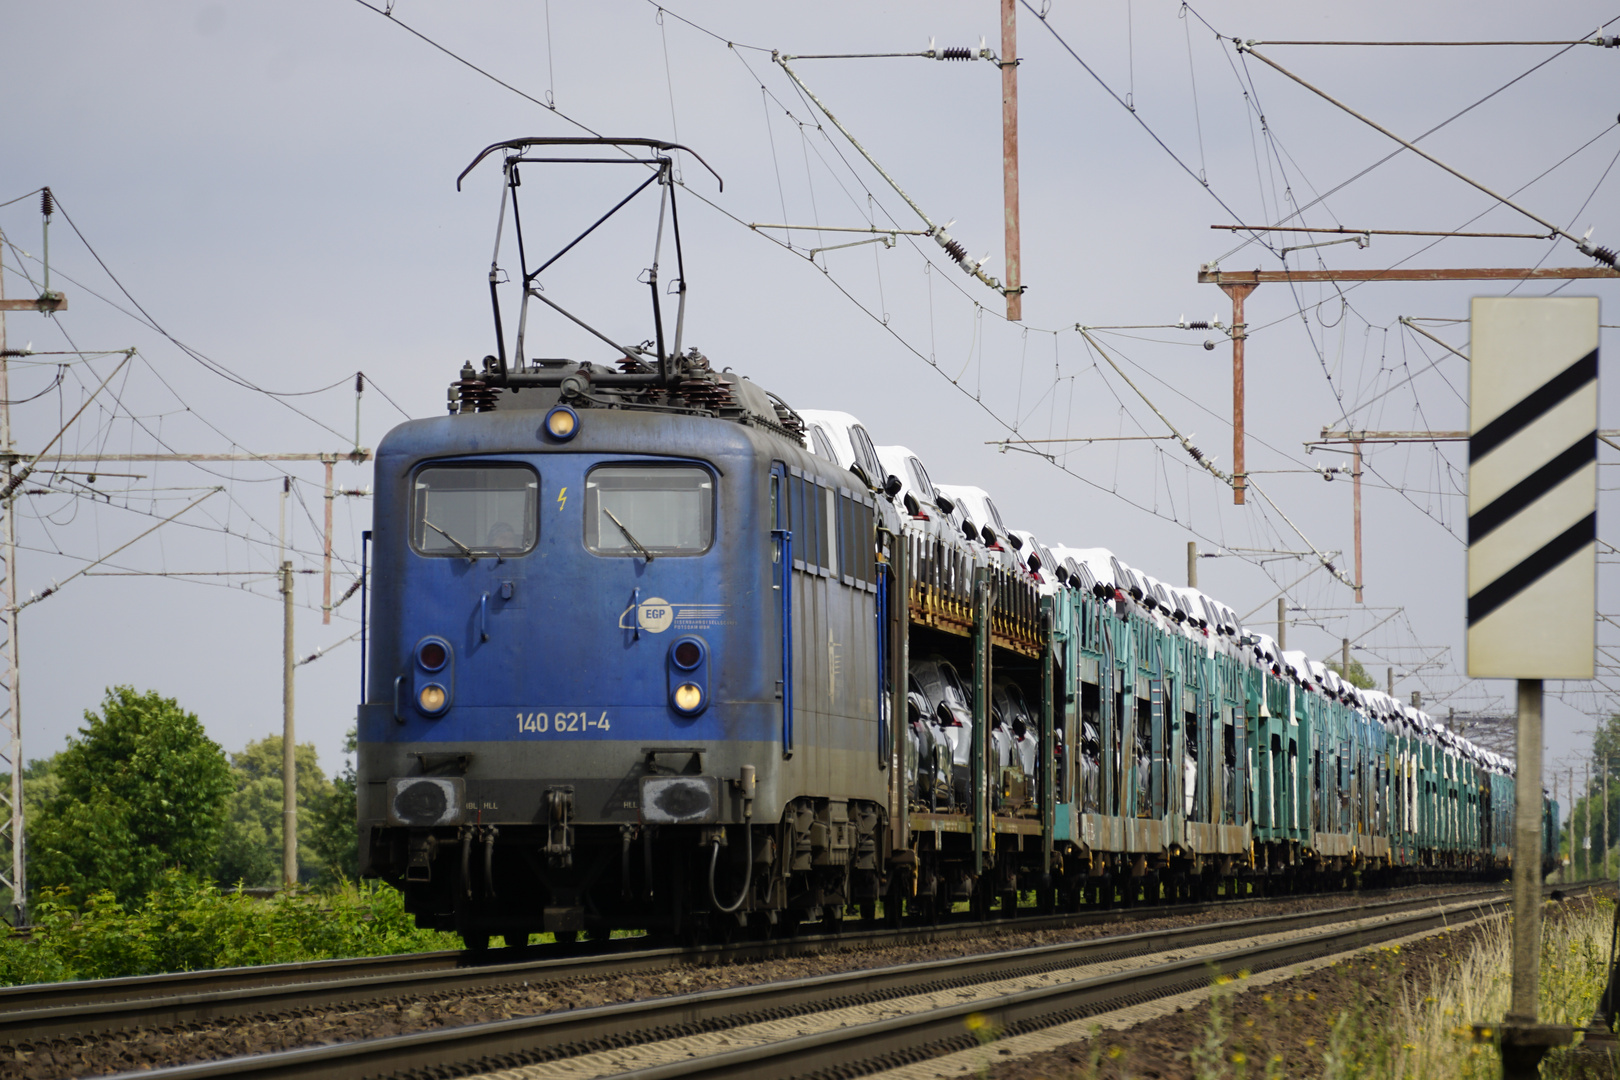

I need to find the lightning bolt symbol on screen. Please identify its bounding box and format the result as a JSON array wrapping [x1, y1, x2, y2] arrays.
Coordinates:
[[557, 486, 568, 512]]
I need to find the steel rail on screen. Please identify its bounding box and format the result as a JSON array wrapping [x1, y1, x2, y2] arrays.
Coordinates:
[[77, 884, 1603, 1079], [0, 947, 463, 1012], [0, 883, 1512, 1038]]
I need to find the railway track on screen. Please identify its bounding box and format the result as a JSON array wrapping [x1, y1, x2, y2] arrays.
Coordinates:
[[0, 883, 1515, 1040], [23, 882, 1605, 1080]]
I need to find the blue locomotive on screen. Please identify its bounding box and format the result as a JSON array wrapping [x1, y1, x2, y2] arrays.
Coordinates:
[[357, 138, 1555, 946]]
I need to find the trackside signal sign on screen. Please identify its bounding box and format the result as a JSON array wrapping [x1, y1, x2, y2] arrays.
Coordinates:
[[1467, 297, 1598, 679]]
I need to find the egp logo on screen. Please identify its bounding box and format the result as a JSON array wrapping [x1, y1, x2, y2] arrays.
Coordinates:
[[637, 598, 674, 633]]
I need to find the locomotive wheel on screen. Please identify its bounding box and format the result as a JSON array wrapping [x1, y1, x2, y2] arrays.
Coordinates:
[[461, 931, 490, 953], [502, 929, 530, 948]]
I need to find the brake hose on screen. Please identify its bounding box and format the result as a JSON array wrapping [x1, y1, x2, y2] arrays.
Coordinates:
[[708, 825, 753, 913]]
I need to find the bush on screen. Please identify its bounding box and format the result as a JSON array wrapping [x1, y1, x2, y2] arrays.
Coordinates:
[[0, 872, 456, 986]]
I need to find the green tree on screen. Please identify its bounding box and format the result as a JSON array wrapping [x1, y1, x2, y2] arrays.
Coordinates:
[[1325, 656, 1377, 691], [29, 687, 233, 904], [306, 727, 358, 885], [214, 735, 335, 887]]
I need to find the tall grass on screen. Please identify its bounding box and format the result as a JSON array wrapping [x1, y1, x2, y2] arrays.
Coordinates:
[[1059, 899, 1616, 1080], [1318, 897, 1615, 1079]]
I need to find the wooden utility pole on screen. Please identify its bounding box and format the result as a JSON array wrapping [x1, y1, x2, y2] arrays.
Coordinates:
[[1566, 769, 1574, 882], [280, 477, 297, 888], [281, 557, 294, 887], [1186, 541, 1197, 589], [1000, 0, 1022, 322], [1351, 437, 1364, 603], [322, 456, 335, 624], [1276, 597, 1286, 651], [1583, 761, 1590, 879], [1222, 283, 1255, 505]]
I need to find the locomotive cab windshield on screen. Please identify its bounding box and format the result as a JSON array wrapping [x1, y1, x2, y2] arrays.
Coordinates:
[[413, 464, 538, 558], [583, 464, 714, 557]]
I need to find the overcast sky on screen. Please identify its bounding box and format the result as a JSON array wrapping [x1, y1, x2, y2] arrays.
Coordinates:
[[4, 2, 1618, 814]]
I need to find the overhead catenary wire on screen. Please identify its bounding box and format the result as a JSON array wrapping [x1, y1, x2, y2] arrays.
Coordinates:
[[1021, 0, 1261, 244], [1204, 8, 1620, 264], [337, 1, 1496, 686], [1210, 224, 1556, 240], [770, 52, 1007, 295], [1237, 120, 1620, 341], [17, 487, 222, 611], [1075, 328, 1230, 485], [0, 239, 411, 418], [1, 256, 376, 621], [1238, 38, 1620, 47], [45, 198, 359, 440], [1234, 43, 1616, 265]]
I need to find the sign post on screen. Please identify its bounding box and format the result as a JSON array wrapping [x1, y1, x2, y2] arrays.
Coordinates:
[[1466, 297, 1598, 1077]]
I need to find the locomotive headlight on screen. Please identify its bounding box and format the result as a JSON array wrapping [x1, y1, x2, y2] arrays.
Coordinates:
[[544, 405, 579, 441], [673, 682, 704, 713], [419, 683, 449, 714]]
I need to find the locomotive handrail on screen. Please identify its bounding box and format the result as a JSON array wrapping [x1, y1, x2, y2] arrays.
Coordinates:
[[876, 560, 889, 769], [774, 527, 793, 760]]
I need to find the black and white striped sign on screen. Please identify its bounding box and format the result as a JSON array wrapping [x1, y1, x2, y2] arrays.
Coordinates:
[[1467, 297, 1598, 679]]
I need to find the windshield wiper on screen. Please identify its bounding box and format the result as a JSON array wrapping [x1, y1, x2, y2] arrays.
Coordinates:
[[424, 519, 478, 560], [603, 508, 655, 563]]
